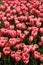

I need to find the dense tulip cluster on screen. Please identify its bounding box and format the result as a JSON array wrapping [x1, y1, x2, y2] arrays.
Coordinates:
[[0, 0, 43, 65]]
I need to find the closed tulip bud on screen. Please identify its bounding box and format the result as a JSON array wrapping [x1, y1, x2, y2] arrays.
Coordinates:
[[28, 36, 34, 42]]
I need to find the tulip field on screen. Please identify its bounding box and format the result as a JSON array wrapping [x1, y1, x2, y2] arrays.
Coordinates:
[[0, 0, 43, 65]]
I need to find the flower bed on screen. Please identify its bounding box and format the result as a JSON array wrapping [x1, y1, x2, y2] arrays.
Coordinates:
[[0, 0, 43, 65]]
